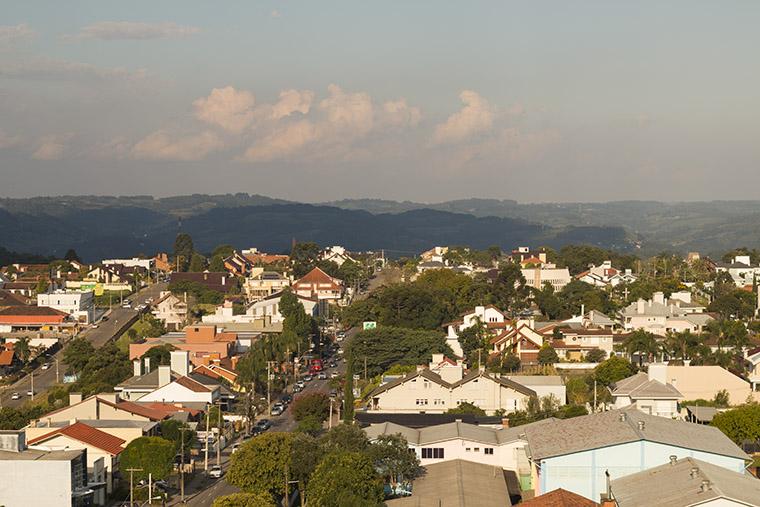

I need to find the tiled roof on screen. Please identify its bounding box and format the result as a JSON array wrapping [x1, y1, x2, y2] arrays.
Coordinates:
[[519, 488, 598, 507], [0, 349, 16, 366], [175, 376, 213, 393], [99, 398, 168, 421], [29, 421, 126, 455], [294, 267, 342, 288], [0, 289, 29, 307], [0, 306, 68, 316], [366, 420, 548, 447], [367, 368, 536, 399]]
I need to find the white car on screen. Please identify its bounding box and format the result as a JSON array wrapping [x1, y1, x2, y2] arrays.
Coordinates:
[[209, 465, 223, 478], [11, 392, 20, 400], [41, 363, 51, 370]]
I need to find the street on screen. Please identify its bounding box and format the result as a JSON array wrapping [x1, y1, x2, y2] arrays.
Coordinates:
[[0, 283, 166, 409]]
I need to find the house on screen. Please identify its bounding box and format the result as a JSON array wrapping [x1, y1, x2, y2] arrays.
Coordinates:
[[540, 324, 615, 361], [35, 393, 168, 426], [37, 290, 94, 324], [153, 252, 172, 272], [223, 251, 254, 276], [151, 291, 188, 331], [136, 369, 220, 405], [0, 430, 93, 507], [366, 358, 537, 415], [320, 245, 356, 267], [25, 418, 158, 449], [576, 261, 636, 288], [491, 321, 545, 364], [129, 325, 238, 368], [655, 363, 759, 405], [519, 489, 599, 507], [355, 412, 504, 429], [522, 265, 572, 291], [168, 271, 237, 293], [444, 305, 511, 358], [610, 457, 760, 507], [420, 246, 449, 263], [365, 420, 535, 474], [102, 258, 153, 270], [1, 280, 37, 297], [746, 346, 760, 392], [28, 422, 125, 501], [292, 267, 343, 301], [714, 255, 760, 287], [510, 247, 547, 264], [610, 369, 683, 418], [243, 269, 291, 302], [0, 306, 74, 334], [0, 288, 29, 309], [0, 348, 21, 375], [504, 376, 566, 404], [245, 290, 317, 324], [620, 292, 713, 336], [522, 408, 749, 501], [385, 459, 515, 507], [241, 248, 289, 266]]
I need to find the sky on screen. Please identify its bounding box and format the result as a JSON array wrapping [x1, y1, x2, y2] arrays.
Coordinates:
[[1, 1, 759, 203]]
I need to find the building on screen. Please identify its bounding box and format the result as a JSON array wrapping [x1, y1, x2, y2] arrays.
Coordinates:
[[519, 489, 599, 507], [620, 292, 713, 336], [521, 265, 572, 291], [610, 369, 683, 418], [366, 358, 537, 415], [246, 291, 318, 324], [505, 376, 566, 404], [0, 306, 74, 334], [222, 251, 253, 276], [292, 267, 343, 301], [37, 290, 94, 324], [0, 288, 29, 309], [0, 430, 93, 507], [168, 271, 237, 293], [28, 422, 125, 500], [243, 269, 291, 302], [320, 245, 356, 266], [610, 457, 760, 507], [129, 325, 240, 368], [714, 255, 760, 288], [522, 408, 748, 502], [386, 459, 515, 507], [102, 258, 153, 270], [444, 305, 511, 358], [151, 291, 188, 331], [576, 261, 636, 288], [655, 363, 759, 405], [241, 248, 289, 266], [491, 321, 545, 364], [746, 346, 760, 392]]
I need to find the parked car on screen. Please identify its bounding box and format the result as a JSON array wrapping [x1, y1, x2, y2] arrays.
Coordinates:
[[11, 392, 20, 400], [317, 372, 327, 380], [293, 384, 303, 393], [303, 374, 313, 382], [209, 465, 223, 478], [271, 405, 284, 416], [281, 394, 292, 404], [26, 390, 34, 396], [41, 363, 51, 370], [231, 443, 241, 454], [330, 372, 339, 379], [255, 419, 271, 431]]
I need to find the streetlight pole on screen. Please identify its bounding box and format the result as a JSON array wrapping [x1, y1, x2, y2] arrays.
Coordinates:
[[204, 403, 210, 472], [30, 372, 34, 401], [180, 425, 185, 502], [55, 358, 59, 384], [126, 467, 143, 506], [217, 401, 222, 467]]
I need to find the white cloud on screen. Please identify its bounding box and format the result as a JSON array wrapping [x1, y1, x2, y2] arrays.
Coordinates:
[[318, 84, 374, 136], [0, 23, 34, 45], [193, 86, 255, 133], [380, 99, 422, 127], [32, 133, 73, 160], [271, 10, 282, 19], [0, 57, 147, 82], [271, 89, 314, 120], [73, 21, 200, 40], [132, 130, 224, 161], [242, 120, 318, 162], [0, 130, 22, 149], [433, 90, 494, 144]]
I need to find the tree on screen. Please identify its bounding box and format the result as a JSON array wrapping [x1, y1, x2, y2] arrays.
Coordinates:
[[64, 249, 81, 263], [159, 420, 195, 453], [711, 404, 760, 445], [208, 255, 225, 272], [292, 392, 330, 422], [63, 338, 95, 373], [211, 244, 235, 258], [537, 344, 559, 365], [188, 252, 207, 272], [343, 357, 355, 423], [173, 233, 194, 272], [212, 492, 275, 507], [227, 432, 296, 496], [622, 330, 660, 366], [585, 349, 606, 363], [534, 282, 563, 319], [714, 389, 730, 408], [14, 337, 31, 363], [296, 415, 323, 436], [503, 353, 521, 373], [306, 452, 384, 507], [594, 356, 635, 386], [35, 279, 49, 294], [446, 402, 486, 416], [141, 344, 175, 368], [319, 424, 369, 454], [120, 437, 175, 481], [291, 242, 322, 278], [366, 434, 422, 488]]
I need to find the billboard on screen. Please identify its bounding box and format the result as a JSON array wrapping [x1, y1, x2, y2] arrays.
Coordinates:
[[362, 321, 377, 330]]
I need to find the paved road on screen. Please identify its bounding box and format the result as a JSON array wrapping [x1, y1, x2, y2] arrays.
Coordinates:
[[180, 349, 346, 506], [0, 283, 166, 409]]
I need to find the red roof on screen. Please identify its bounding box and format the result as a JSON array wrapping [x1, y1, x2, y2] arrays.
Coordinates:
[[98, 398, 168, 421], [518, 488, 598, 507], [0, 349, 16, 366], [294, 267, 342, 288], [0, 306, 69, 324], [29, 422, 126, 455], [138, 402, 202, 418], [175, 376, 212, 393]]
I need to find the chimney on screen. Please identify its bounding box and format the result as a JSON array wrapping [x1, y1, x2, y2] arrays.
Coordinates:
[[69, 418, 77, 426], [501, 418, 510, 429], [158, 365, 171, 387], [700, 480, 711, 492], [0, 430, 26, 453], [144, 356, 151, 373], [99, 393, 117, 404], [669, 455, 678, 465], [133, 359, 141, 377], [69, 392, 83, 405], [171, 350, 190, 377], [618, 413, 627, 422], [637, 421, 645, 431], [637, 299, 645, 314], [653, 292, 665, 305], [690, 467, 700, 478]]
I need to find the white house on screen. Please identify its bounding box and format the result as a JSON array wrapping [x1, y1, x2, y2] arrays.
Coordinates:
[[505, 375, 566, 405], [246, 291, 318, 324], [37, 290, 94, 324], [521, 265, 572, 291], [151, 291, 188, 331], [714, 255, 760, 287], [444, 305, 511, 358], [610, 457, 760, 507], [136, 365, 219, 405], [747, 346, 760, 392], [610, 368, 683, 418], [523, 408, 749, 501], [102, 258, 153, 270], [320, 245, 356, 267], [365, 420, 532, 474], [243, 270, 291, 302], [367, 360, 536, 415], [577, 261, 636, 288], [620, 292, 712, 336], [292, 267, 343, 301]]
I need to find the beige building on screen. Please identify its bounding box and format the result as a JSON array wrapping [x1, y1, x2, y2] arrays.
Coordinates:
[[243, 269, 291, 302], [655, 363, 760, 405]]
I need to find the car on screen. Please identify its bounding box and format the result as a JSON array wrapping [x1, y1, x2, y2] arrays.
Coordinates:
[[231, 443, 241, 454], [329, 361, 337, 368], [255, 419, 271, 430], [329, 389, 338, 398], [330, 372, 339, 379], [26, 390, 34, 396], [11, 392, 20, 400], [209, 465, 223, 478], [317, 372, 327, 380], [41, 363, 51, 370], [270, 405, 284, 416], [92, 324, 99, 329], [292, 384, 303, 393], [303, 374, 313, 382], [101, 316, 109, 321], [281, 394, 292, 404]]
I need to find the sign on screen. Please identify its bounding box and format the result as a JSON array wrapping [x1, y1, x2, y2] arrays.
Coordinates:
[[94, 283, 104, 296], [362, 321, 377, 330]]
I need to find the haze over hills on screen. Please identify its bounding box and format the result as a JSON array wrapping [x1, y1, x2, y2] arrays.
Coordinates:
[[2, 194, 760, 261]]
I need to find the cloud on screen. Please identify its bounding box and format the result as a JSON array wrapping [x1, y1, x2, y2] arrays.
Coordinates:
[[271, 89, 314, 120], [0, 130, 22, 149], [193, 86, 256, 133], [0, 23, 35, 45], [271, 10, 282, 19], [242, 120, 318, 162], [32, 133, 73, 160], [132, 130, 224, 161], [72, 21, 200, 40], [0, 57, 147, 82], [318, 84, 374, 136], [433, 90, 494, 144], [380, 99, 422, 127]]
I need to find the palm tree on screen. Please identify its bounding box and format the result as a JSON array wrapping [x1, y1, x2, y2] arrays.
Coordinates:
[[623, 330, 661, 366], [663, 330, 701, 362]]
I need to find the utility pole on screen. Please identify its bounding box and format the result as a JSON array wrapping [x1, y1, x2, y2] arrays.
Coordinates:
[[55, 358, 59, 384], [217, 401, 222, 467], [126, 467, 143, 507], [364, 356, 367, 381], [30, 373, 34, 400], [593, 378, 598, 413], [204, 403, 210, 472], [267, 361, 273, 416], [329, 398, 334, 429], [180, 425, 185, 502]]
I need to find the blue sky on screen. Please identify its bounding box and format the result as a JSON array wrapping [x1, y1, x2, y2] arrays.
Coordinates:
[[1, 1, 759, 202]]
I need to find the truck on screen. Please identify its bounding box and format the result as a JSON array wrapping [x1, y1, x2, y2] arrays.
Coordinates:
[[308, 358, 324, 374]]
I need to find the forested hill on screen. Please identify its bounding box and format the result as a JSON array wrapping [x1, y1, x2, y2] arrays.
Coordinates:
[[0, 198, 630, 261]]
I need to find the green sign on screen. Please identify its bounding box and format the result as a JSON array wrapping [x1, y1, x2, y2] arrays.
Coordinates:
[[362, 321, 377, 330]]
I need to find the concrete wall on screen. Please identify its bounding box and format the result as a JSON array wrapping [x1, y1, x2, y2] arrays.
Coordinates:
[[0, 459, 73, 506]]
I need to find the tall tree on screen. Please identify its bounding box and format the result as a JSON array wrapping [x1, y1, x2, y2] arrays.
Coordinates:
[[305, 452, 384, 507], [290, 242, 321, 278], [343, 357, 355, 423], [173, 233, 194, 272], [120, 437, 175, 481], [227, 432, 296, 498], [63, 249, 81, 263]]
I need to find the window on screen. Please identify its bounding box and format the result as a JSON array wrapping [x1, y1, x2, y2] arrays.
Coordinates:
[[484, 448, 494, 455], [421, 448, 444, 459], [474, 448, 480, 452], [465, 448, 471, 452]]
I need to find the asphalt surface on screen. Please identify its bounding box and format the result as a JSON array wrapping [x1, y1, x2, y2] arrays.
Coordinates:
[[0, 283, 166, 409], [179, 345, 347, 506]]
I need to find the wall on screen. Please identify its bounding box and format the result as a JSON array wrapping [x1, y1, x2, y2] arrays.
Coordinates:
[[0, 459, 72, 506]]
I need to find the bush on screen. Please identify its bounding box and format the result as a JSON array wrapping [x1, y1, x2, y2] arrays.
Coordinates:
[[212, 492, 275, 507], [306, 452, 384, 507], [292, 392, 330, 423], [585, 349, 607, 363]]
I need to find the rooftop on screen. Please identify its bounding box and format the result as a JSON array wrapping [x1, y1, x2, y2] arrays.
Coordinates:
[[28, 421, 126, 455]]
